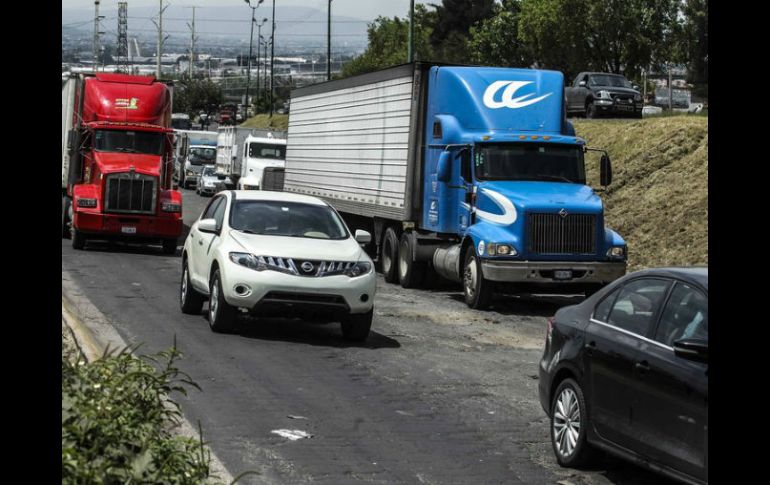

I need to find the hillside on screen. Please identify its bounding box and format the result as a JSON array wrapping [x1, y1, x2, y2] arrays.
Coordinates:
[[573, 117, 708, 271], [240, 114, 288, 131]]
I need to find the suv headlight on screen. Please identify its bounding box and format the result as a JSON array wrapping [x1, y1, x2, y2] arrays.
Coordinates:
[[229, 252, 267, 271], [487, 243, 518, 256], [606, 246, 626, 259], [344, 261, 372, 277]]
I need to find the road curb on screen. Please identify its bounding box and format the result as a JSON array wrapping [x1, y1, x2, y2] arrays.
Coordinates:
[[61, 270, 235, 484]]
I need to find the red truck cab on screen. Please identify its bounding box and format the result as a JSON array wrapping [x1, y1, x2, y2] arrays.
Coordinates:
[[62, 73, 183, 253]]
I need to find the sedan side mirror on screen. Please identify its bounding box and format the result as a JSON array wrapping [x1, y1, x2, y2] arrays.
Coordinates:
[[673, 338, 708, 363], [354, 229, 372, 245], [600, 154, 613, 187], [198, 218, 218, 234], [437, 151, 452, 183]]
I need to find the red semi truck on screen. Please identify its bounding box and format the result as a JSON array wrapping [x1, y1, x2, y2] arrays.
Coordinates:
[[61, 73, 183, 253]]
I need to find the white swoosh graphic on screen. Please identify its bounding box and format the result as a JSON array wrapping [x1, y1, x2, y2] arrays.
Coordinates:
[[461, 189, 517, 225], [483, 80, 552, 109]]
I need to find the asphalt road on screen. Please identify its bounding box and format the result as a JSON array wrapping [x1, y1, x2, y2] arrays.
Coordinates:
[[61, 188, 675, 485]]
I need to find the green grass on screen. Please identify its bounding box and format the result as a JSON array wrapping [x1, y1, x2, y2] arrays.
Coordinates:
[[574, 116, 708, 271], [240, 113, 288, 131]]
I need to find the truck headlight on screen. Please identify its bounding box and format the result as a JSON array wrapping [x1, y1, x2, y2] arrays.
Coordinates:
[[597, 90, 612, 99], [344, 261, 372, 277], [161, 201, 182, 212], [487, 243, 517, 256], [634, 94, 642, 102], [76, 197, 97, 208], [606, 246, 626, 259]]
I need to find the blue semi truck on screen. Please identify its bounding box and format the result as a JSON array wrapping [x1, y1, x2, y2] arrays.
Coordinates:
[[283, 63, 627, 308]]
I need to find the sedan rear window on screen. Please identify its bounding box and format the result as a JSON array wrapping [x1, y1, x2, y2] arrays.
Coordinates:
[[606, 279, 670, 337], [230, 200, 348, 240]]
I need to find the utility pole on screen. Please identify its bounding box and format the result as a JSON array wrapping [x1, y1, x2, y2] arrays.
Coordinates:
[[152, 0, 169, 79], [668, 64, 673, 111], [93, 1, 104, 72], [327, 0, 332, 81], [187, 7, 198, 79], [408, 0, 414, 63], [117, 2, 129, 73], [270, 0, 276, 117], [255, 18, 267, 112], [245, 0, 265, 119]]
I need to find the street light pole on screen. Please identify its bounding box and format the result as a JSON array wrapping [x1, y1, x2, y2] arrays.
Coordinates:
[[270, 0, 276, 117], [244, 0, 264, 120], [255, 18, 267, 113], [327, 0, 332, 81]]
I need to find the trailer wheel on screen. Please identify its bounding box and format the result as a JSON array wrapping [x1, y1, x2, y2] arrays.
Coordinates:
[[381, 227, 400, 283], [463, 247, 494, 309], [398, 232, 427, 288], [71, 227, 86, 250], [62, 196, 71, 239]]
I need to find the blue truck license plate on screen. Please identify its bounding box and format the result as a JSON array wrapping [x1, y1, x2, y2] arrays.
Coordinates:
[[554, 270, 573, 280]]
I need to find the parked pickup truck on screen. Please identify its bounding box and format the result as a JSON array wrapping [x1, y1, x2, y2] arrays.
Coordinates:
[[565, 72, 643, 118]]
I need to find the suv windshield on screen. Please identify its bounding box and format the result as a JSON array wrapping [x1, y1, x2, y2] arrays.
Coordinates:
[[589, 75, 633, 88], [230, 200, 348, 240], [474, 143, 586, 184], [94, 130, 164, 155], [248, 143, 286, 160], [188, 147, 216, 165]]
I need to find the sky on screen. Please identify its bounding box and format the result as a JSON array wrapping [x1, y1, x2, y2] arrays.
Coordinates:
[[62, 0, 433, 21]]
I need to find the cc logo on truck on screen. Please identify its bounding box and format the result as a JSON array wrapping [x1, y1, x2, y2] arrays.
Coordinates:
[[483, 81, 552, 109]]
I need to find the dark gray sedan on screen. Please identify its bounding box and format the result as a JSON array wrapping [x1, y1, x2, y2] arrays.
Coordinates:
[[539, 267, 707, 484]]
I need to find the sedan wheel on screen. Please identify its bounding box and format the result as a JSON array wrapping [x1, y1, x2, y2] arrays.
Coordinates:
[[551, 378, 594, 467]]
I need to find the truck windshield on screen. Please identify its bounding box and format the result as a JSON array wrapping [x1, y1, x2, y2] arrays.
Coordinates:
[[188, 147, 216, 165], [94, 130, 163, 155], [230, 200, 348, 240], [474, 143, 586, 184], [248, 143, 286, 160], [589, 75, 632, 88]]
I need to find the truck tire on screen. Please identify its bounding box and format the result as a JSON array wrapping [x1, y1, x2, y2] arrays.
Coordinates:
[[341, 309, 373, 342], [463, 247, 494, 309], [62, 196, 71, 239], [208, 269, 237, 333], [398, 232, 427, 288], [180, 261, 204, 315], [162, 238, 178, 255], [71, 227, 86, 250], [381, 227, 400, 283], [585, 102, 596, 119]]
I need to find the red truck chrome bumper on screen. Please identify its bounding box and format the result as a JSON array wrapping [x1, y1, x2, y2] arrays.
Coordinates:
[[74, 211, 182, 239]]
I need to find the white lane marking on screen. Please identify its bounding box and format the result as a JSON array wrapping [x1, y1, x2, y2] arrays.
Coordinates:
[[271, 429, 313, 441]]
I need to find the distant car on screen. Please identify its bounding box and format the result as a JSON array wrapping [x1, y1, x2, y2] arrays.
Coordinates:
[[180, 191, 376, 341], [195, 165, 219, 197], [565, 72, 644, 118], [539, 267, 707, 484]]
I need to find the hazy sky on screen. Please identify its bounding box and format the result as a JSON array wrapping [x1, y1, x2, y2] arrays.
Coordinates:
[[62, 0, 433, 20]]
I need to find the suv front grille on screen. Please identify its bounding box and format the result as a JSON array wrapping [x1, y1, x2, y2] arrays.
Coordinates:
[[105, 173, 156, 214], [527, 213, 596, 255]]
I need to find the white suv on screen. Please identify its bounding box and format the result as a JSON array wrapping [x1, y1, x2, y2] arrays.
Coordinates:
[[180, 190, 376, 341]]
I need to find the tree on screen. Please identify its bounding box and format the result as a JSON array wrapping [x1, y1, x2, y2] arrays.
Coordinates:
[[680, 0, 708, 96], [172, 77, 223, 120], [429, 0, 496, 63], [518, 0, 680, 81], [468, 1, 532, 67], [340, 4, 437, 78]]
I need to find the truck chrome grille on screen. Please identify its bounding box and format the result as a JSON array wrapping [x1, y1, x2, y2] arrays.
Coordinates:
[[105, 173, 157, 214], [527, 213, 596, 255]]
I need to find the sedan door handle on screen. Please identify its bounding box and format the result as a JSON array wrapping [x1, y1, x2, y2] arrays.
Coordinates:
[[634, 360, 651, 373]]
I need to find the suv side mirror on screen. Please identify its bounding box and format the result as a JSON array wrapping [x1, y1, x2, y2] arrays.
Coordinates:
[[354, 229, 372, 245], [437, 151, 452, 183], [673, 338, 708, 363], [578, 80, 587, 87], [600, 154, 613, 186], [198, 218, 218, 234]]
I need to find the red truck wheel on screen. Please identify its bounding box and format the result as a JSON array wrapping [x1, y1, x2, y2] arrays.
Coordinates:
[[71, 227, 86, 250]]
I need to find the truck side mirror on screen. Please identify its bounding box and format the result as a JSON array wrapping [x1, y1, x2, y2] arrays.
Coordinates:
[[578, 81, 587, 87], [600, 154, 613, 186], [437, 151, 452, 183], [633, 85, 640, 91]]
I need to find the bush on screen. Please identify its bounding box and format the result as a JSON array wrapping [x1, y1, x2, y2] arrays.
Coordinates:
[[62, 341, 215, 484]]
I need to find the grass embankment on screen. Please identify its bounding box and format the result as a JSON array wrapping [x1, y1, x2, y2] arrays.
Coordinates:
[[61, 334, 219, 484], [574, 116, 708, 271], [240, 113, 288, 131]]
